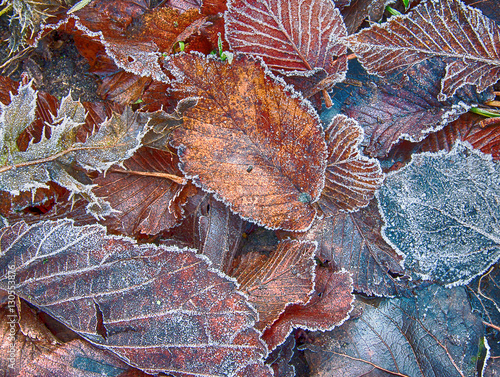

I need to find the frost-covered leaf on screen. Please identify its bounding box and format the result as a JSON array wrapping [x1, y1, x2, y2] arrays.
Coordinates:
[[0, 301, 57, 375], [56, 1, 217, 82], [266, 335, 296, 377], [347, 0, 500, 100], [378, 141, 500, 286], [262, 267, 353, 351], [0, 220, 269, 376], [325, 58, 493, 158], [167, 53, 327, 231], [303, 284, 484, 377], [318, 114, 383, 214], [92, 146, 195, 236], [291, 200, 410, 297], [232, 239, 316, 332], [418, 112, 500, 160], [225, 0, 348, 99], [0, 82, 151, 219]]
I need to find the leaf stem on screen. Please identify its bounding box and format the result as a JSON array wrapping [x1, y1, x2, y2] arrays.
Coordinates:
[[108, 168, 187, 185], [469, 107, 500, 118]]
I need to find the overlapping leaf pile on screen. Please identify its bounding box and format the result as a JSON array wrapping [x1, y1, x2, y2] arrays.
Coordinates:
[[0, 0, 499, 375]]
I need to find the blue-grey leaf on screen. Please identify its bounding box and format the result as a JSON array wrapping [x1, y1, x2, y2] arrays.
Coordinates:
[[378, 141, 500, 286], [303, 284, 484, 377]]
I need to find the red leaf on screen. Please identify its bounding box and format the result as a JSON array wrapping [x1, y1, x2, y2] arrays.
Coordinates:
[[262, 267, 353, 351], [92, 146, 195, 235], [225, 0, 347, 100], [0, 220, 268, 376], [318, 114, 383, 214], [168, 53, 327, 231], [231, 240, 316, 332]]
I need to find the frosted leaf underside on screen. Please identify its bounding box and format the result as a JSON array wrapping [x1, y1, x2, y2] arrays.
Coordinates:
[[378, 141, 500, 285], [225, 0, 347, 78], [168, 54, 327, 231], [347, 0, 500, 99], [0, 220, 268, 376]]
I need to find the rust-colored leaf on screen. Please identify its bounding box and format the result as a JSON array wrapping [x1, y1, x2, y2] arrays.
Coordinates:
[[318, 114, 383, 215], [225, 0, 348, 101], [417, 112, 500, 160], [168, 53, 327, 231], [231, 239, 316, 332], [0, 220, 268, 376], [97, 71, 152, 105], [347, 0, 500, 100], [197, 195, 245, 273], [92, 146, 195, 235], [262, 267, 353, 351]]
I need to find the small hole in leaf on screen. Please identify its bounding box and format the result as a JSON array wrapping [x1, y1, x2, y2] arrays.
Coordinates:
[[127, 56, 134, 63]]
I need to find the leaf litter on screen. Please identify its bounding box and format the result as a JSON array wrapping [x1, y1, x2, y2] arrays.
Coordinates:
[[1, 0, 500, 374]]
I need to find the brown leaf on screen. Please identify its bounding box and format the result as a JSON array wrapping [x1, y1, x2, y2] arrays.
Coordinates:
[[347, 0, 500, 100], [92, 146, 195, 235], [168, 53, 327, 231], [0, 76, 19, 105], [294, 200, 410, 296], [197, 195, 245, 273], [418, 112, 500, 160], [0, 220, 268, 376], [225, 0, 348, 99], [0, 301, 57, 375], [318, 114, 383, 215], [231, 239, 317, 332], [262, 267, 353, 351], [18, 339, 151, 377]]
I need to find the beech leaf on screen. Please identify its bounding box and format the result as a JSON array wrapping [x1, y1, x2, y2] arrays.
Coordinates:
[[303, 284, 484, 377], [346, 0, 500, 100], [168, 53, 327, 231], [225, 0, 348, 99], [231, 239, 316, 332], [0, 220, 268, 376], [378, 141, 500, 286], [0, 82, 151, 219], [318, 114, 383, 214]]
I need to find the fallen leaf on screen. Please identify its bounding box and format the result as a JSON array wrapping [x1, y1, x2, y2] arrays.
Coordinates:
[[341, 0, 392, 34], [196, 195, 245, 273], [262, 266, 353, 351], [0, 219, 268, 376], [225, 0, 348, 102], [266, 335, 296, 377], [318, 114, 383, 214], [231, 239, 316, 331], [378, 141, 500, 286], [97, 70, 152, 105], [18, 339, 151, 377], [0, 301, 57, 375], [347, 0, 500, 100], [304, 284, 484, 377], [291, 200, 410, 297], [168, 53, 327, 231], [417, 112, 500, 160], [0, 81, 151, 219], [92, 146, 194, 235], [327, 58, 493, 158]]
